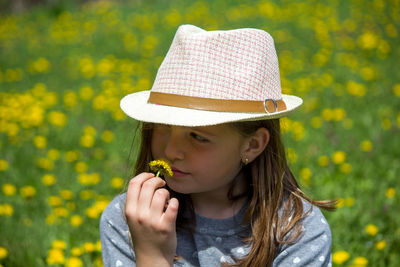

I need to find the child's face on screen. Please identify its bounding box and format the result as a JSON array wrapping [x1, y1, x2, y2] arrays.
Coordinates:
[[151, 124, 247, 196]]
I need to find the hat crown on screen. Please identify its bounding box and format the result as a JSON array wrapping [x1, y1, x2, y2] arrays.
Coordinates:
[[151, 25, 282, 101]]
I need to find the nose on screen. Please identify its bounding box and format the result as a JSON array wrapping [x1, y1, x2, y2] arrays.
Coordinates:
[[164, 127, 185, 161]]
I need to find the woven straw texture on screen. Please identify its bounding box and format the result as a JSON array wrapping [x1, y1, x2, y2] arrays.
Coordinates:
[[151, 25, 282, 101]]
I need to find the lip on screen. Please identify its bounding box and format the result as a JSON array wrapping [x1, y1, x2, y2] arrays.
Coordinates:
[[171, 167, 189, 178]]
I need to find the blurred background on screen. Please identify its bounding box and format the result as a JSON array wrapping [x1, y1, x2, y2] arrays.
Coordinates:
[[0, 0, 399, 266]]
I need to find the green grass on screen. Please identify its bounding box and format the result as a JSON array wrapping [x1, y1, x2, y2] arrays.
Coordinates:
[[0, 0, 399, 266]]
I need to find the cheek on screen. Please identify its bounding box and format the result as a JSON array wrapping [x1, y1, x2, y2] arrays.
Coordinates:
[[151, 131, 166, 158]]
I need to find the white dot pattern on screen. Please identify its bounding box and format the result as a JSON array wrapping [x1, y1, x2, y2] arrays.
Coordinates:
[[151, 25, 282, 101]]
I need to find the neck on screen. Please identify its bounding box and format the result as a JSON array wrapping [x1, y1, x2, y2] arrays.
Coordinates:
[[190, 171, 248, 219]]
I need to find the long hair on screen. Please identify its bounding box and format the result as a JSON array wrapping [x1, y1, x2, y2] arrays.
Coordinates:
[[132, 120, 336, 266]]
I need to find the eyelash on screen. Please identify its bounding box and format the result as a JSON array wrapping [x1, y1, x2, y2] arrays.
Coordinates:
[[190, 132, 209, 142]]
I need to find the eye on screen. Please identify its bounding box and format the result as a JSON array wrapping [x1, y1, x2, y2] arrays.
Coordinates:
[[190, 132, 209, 142]]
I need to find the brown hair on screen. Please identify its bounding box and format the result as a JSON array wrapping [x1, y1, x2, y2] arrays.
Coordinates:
[[132, 120, 336, 266]]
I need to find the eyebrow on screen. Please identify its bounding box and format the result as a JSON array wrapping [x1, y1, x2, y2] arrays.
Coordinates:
[[191, 127, 218, 137]]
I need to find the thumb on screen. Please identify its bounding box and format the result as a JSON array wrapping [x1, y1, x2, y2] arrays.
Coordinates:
[[163, 197, 179, 226]]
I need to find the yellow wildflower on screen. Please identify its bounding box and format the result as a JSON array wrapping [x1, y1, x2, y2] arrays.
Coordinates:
[[83, 242, 95, 253], [352, 256, 368, 267], [335, 198, 344, 208], [60, 189, 74, 200], [365, 224, 379, 236], [101, 130, 114, 142], [375, 240, 386, 250], [149, 159, 173, 178], [332, 151, 346, 164], [110, 177, 125, 189], [386, 187, 395, 198], [47, 149, 60, 161], [33, 135, 47, 149], [80, 134, 95, 148], [0, 159, 8, 171], [344, 197, 354, 207], [318, 155, 329, 167], [75, 161, 88, 173], [0, 204, 14, 216], [65, 257, 83, 267], [361, 140, 373, 152], [52, 240, 67, 250], [393, 83, 400, 97], [0, 246, 8, 259], [20, 185, 36, 198], [300, 168, 312, 186], [46, 248, 65, 265], [65, 150, 80, 162], [63, 91, 78, 108], [332, 250, 350, 264], [47, 196, 62, 206], [71, 247, 83, 256], [79, 86, 94, 100], [37, 158, 54, 170], [48, 111, 67, 127], [42, 174, 56, 186], [70, 215, 83, 227], [2, 183, 16, 196], [340, 163, 352, 174]]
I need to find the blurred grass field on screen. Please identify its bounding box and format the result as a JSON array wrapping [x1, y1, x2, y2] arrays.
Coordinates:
[[0, 0, 399, 266]]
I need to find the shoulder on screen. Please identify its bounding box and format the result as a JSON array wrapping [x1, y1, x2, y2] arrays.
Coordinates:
[[273, 200, 332, 267], [100, 193, 127, 228]]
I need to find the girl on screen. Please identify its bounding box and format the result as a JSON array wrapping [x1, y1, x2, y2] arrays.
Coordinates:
[[100, 24, 335, 267]]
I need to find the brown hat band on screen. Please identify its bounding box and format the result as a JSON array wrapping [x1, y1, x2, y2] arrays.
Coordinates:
[[148, 92, 287, 113]]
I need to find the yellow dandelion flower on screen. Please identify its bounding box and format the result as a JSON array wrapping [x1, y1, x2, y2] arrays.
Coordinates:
[[318, 155, 329, 167], [149, 159, 173, 178], [65, 150, 80, 162], [52, 240, 67, 250], [47, 149, 60, 161], [365, 224, 379, 236], [80, 134, 95, 148], [360, 140, 373, 152], [286, 147, 298, 164], [47, 111, 67, 127], [332, 250, 350, 264], [37, 158, 54, 170], [311, 116, 323, 128], [375, 240, 386, 250], [340, 163, 352, 174], [110, 177, 125, 189], [0, 204, 14, 216], [352, 256, 368, 266], [75, 161, 88, 173], [332, 151, 346, 164], [300, 168, 312, 186], [42, 174, 56, 186], [79, 86, 94, 101], [65, 257, 83, 267], [60, 190, 74, 200], [63, 91, 78, 108], [20, 185, 36, 198], [71, 247, 83, 256], [83, 242, 95, 253], [47, 196, 62, 206], [393, 83, 400, 97], [101, 130, 114, 142], [0, 159, 8, 171], [344, 197, 354, 207], [70, 215, 83, 227], [2, 183, 16, 196], [54, 207, 69, 218], [335, 198, 345, 208], [0, 246, 8, 259], [46, 248, 65, 265], [386, 187, 395, 198], [33, 135, 47, 149]]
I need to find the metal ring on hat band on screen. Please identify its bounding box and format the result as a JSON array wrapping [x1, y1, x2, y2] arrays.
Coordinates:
[[264, 99, 277, 113], [148, 92, 287, 113]]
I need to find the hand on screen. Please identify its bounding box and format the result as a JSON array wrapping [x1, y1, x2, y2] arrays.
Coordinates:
[[125, 172, 179, 267]]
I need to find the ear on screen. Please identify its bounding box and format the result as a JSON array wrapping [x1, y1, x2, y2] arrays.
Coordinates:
[[240, 128, 270, 164]]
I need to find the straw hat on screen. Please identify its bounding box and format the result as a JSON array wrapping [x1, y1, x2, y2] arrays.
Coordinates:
[[120, 24, 302, 127]]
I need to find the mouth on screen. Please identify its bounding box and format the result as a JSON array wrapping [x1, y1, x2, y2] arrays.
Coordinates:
[[171, 167, 190, 178]]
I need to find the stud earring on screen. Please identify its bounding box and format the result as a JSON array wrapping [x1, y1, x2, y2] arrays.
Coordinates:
[[243, 158, 249, 165]]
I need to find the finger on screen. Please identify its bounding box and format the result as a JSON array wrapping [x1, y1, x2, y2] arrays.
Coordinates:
[[126, 173, 155, 212], [137, 177, 166, 211], [150, 188, 170, 217], [162, 197, 179, 226]]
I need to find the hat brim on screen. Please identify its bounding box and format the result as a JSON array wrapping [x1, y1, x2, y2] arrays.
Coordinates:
[[120, 91, 303, 127]]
